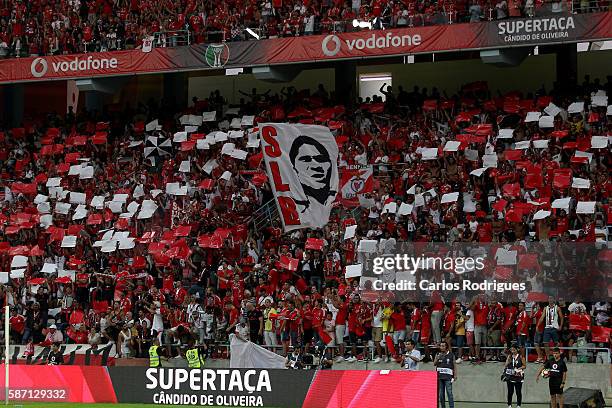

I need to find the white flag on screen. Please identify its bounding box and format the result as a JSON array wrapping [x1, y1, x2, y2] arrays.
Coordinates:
[[260, 123, 338, 231]]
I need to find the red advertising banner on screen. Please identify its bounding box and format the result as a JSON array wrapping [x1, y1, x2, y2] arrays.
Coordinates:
[[0, 365, 117, 403], [0, 12, 610, 84], [303, 370, 437, 408]]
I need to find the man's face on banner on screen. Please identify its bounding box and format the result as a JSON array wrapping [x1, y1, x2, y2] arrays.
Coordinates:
[[293, 142, 331, 190]]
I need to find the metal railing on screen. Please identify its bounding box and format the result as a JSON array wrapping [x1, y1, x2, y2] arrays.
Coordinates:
[[152, 30, 191, 48], [184, 343, 610, 368], [251, 198, 280, 232]]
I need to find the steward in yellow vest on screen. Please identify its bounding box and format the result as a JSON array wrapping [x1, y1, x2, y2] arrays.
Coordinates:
[[149, 339, 163, 367]]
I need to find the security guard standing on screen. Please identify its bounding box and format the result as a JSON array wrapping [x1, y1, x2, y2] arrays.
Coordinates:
[[149, 339, 163, 367], [185, 341, 206, 368]]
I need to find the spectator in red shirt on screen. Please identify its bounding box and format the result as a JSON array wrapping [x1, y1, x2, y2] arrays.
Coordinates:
[[430, 291, 445, 344], [9, 308, 25, 344], [470, 294, 489, 362], [390, 302, 407, 356], [531, 302, 546, 363], [515, 302, 529, 358], [345, 293, 370, 362], [279, 300, 301, 356], [173, 281, 188, 306]]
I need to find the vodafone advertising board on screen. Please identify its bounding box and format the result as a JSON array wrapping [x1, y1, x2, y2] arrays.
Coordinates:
[[30, 55, 118, 78], [321, 31, 423, 57], [5, 49, 162, 83]]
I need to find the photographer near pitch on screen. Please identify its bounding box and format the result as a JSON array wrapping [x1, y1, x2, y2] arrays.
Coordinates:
[[502, 344, 525, 408]]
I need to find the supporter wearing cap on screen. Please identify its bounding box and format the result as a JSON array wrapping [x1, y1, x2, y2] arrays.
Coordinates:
[[42, 323, 63, 346]]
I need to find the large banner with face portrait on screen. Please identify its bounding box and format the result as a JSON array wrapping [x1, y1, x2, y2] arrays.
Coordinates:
[[260, 124, 339, 232]]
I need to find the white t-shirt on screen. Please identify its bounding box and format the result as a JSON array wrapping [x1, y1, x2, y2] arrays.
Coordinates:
[[465, 309, 475, 332], [404, 349, 422, 370], [372, 307, 384, 328], [568, 302, 586, 314], [152, 309, 164, 332]]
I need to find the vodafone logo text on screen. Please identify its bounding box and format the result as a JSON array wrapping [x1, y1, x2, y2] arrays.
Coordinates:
[[321, 32, 422, 57], [29, 55, 118, 78], [30, 58, 48, 78]]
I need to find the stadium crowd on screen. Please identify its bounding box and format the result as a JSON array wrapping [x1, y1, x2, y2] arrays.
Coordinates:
[[0, 0, 608, 58], [0, 74, 610, 365]]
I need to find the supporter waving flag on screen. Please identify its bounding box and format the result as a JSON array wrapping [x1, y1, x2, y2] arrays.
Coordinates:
[[260, 123, 339, 231]]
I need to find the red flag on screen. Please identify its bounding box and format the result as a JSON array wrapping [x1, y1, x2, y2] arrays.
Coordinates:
[[248, 152, 263, 169], [86, 214, 103, 225], [505, 209, 522, 223], [29, 246, 44, 257], [251, 172, 268, 187], [92, 300, 109, 313], [305, 238, 324, 251], [494, 266, 513, 280], [287, 107, 312, 118], [279, 255, 299, 271], [56, 163, 70, 174], [526, 292, 549, 302], [65, 152, 81, 164], [518, 254, 539, 271], [591, 326, 610, 343], [214, 228, 232, 240], [317, 327, 332, 345], [28, 278, 46, 285], [173, 225, 192, 237], [570, 155, 589, 164], [504, 150, 523, 161], [181, 141, 196, 151], [502, 183, 521, 198], [295, 278, 308, 293], [551, 130, 568, 139], [553, 172, 571, 189], [385, 335, 397, 356], [568, 314, 590, 331], [491, 199, 508, 213], [199, 179, 214, 190], [525, 172, 543, 189]]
